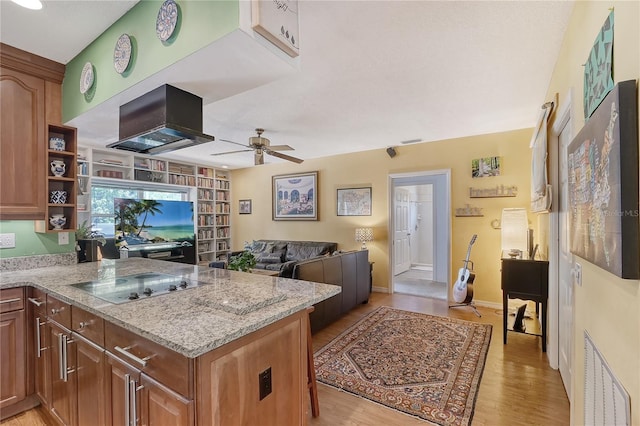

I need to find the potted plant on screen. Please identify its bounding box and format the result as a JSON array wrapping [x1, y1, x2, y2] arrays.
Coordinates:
[[227, 251, 257, 272], [75, 221, 106, 263]]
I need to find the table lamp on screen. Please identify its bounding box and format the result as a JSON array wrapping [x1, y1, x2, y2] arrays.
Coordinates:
[[355, 227, 374, 250]]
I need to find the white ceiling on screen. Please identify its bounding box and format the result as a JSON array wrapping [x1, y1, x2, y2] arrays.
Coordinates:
[[0, 0, 574, 169]]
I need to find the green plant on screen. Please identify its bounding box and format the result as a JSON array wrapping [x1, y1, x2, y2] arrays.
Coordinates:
[[75, 220, 92, 240], [227, 251, 257, 272], [75, 220, 107, 245]]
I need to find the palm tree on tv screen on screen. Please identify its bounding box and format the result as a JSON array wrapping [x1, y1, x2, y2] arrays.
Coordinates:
[[133, 200, 163, 237]]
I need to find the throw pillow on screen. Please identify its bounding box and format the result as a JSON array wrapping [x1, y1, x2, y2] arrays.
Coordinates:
[[257, 254, 282, 264]]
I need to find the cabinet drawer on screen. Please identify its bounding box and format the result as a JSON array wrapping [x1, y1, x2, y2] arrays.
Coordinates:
[[0, 288, 24, 313], [72, 305, 104, 347], [47, 294, 71, 328], [105, 322, 193, 398], [27, 287, 47, 315]]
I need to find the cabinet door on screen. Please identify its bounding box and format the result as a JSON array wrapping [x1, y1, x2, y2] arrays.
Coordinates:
[[75, 335, 107, 426], [0, 67, 46, 219], [49, 322, 77, 426], [33, 310, 51, 408], [0, 310, 26, 408], [106, 353, 140, 426], [140, 374, 193, 426]]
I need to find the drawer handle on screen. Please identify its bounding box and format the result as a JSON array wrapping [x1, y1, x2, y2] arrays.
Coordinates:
[[51, 307, 63, 315], [114, 345, 151, 367], [0, 298, 21, 304], [78, 321, 88, 329], [28, 297, 44, 307]]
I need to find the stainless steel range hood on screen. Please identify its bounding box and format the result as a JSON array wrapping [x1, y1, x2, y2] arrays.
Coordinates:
[[107, 84, 214, 155]]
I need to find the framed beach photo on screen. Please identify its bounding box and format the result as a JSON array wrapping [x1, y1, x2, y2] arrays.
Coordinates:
[[272, 171, 318, 220], [239, 199, 252, 214], [337, 187, 372, 216]]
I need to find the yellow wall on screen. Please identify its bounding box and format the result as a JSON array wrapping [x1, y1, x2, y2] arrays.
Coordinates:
[[541, 1, 640, 424], [231, 127, 533, 305]]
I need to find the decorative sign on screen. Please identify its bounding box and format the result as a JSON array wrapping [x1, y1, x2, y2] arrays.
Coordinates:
[[584, 11, 614, 119], [252, 0, 299, 57]]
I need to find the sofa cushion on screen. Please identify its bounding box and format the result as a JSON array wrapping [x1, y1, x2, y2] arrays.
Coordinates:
[[256, 253, 283, 264], [285, 242, 331, 262]]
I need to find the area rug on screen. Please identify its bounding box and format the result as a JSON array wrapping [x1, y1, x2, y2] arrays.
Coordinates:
[[314, 306, 492, 425]]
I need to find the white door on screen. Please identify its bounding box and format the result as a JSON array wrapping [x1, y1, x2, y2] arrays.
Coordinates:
[[558, 113, 573, 399], [393, 188, 411, 275]]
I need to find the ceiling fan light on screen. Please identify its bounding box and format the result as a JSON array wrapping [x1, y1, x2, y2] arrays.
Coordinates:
[[11, 0, 42, 10]]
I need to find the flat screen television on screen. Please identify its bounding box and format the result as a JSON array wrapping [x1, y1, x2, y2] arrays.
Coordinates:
[[114, 198, 195, 247]]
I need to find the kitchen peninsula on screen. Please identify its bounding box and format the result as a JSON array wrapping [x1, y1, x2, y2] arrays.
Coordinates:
[[0, 258, 341, 425]]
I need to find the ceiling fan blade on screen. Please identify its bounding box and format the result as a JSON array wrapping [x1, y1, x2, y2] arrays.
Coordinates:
[[219, 139, 251, 149], [255, 150, 264, 165], [210, 149, 253, 156], [266, 149, 304, 164], [268, 144, 294, 151]]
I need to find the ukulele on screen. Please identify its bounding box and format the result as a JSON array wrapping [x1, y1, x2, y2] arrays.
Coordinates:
[[453, 234, 477, 304]]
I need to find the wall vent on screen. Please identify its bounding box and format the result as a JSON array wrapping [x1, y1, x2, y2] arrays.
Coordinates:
[[584, 331, 630, 426]]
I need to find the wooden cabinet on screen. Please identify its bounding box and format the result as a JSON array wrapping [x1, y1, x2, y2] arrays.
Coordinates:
[[27, 288, 50, 410], [196, 310, 306, 425], [106, 352, 193, 426], [0, 288, 26, 410], [45, 297, 108, 426], [0, 67, 46, 219], [0, 43, 64, 220], [49, 320, 77, 426]]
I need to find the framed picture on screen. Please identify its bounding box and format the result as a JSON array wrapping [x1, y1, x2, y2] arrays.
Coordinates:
[[337, 187, 372, 216], [239, 199, 252, 214], [472, 156, 501, 178], [252, 0, 299, 57], [272, 171, 318, 220], [568, 80, 639, 279]]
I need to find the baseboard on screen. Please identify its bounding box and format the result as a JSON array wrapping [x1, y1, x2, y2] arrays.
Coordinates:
[[372, 286, 389, 293], [0, 394, 40, 421], [465, 299, 502, 310]]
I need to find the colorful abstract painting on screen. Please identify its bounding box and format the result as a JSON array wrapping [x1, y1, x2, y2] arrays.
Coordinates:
[[584, 11, 614, 119]]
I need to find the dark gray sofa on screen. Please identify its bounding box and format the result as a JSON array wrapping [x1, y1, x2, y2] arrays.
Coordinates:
[[292, 250, 370, 333], [231, 240, 338, 277]]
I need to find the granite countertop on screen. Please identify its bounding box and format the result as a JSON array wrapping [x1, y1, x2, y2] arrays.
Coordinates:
[[0, 258, 341, 358]]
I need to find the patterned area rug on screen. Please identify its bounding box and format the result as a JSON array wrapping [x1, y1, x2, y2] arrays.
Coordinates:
[[314, 306, 492, 425]]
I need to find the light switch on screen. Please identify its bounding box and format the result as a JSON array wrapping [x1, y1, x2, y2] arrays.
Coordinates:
[[58, 232, 69, 245], [575, 262, 582, 286]]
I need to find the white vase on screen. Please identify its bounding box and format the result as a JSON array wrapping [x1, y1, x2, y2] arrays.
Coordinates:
[[49, 214, 66, 230], [50, 160, 66, 177]]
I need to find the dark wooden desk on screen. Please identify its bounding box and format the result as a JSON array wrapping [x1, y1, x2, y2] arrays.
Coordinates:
[[501, 251, 549, 352]]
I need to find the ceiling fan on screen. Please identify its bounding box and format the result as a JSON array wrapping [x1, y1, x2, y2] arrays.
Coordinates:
[[211, 128, 304, 165]]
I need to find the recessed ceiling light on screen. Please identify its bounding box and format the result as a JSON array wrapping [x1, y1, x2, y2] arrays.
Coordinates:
[[11, 0, 43, 10], [221, 165, 229, 169]]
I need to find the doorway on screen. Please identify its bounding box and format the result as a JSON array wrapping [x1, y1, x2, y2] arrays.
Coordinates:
[[389, 171, 451, 299]]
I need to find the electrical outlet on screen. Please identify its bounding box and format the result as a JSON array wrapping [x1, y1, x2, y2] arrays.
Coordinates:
[[58, 232, 69, 245], [0, 233, 16, 249], [259, 367, 272, 400], [575, 262, 582, 286]]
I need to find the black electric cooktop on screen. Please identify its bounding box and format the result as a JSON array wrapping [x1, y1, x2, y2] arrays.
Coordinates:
[[71, 272, 209, 304]]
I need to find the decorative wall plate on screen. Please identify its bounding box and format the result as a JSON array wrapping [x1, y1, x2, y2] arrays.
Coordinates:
[[79, 62, 94, 94], [156, 0, 178, 42], [114, 34, 132, 74]]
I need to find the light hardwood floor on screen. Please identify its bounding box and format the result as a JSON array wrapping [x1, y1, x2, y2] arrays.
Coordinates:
[[2, 292, 570, 425]]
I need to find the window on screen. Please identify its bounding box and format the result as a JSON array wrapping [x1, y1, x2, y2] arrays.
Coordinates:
[[91, 185, 185, 237]]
